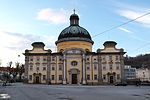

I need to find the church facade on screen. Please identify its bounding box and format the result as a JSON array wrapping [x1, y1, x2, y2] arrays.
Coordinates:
[[24, 13, 126, 85]]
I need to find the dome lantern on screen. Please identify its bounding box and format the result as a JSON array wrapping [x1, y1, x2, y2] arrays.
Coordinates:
[[70, 10, 79, 26]]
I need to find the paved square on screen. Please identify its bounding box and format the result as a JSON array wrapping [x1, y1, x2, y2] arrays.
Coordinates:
[[0, 83, 150, 100]]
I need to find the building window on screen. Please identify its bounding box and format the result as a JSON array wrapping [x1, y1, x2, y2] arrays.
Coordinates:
[[109, 55, 112, 61], [43, 57, 47, 61], [42, 64, 46, 71], [93, 56, 97, 61], [59, 75, 62, 80], [116, 64, 120, 70], [43, 75, 46, 80], [52, 75, 55, 80], [29, 65, 33, 71], [116, 56, 119, 61], [29, 75, 32, 80], [71, 61, 78, 66], [36, 67, 39, 71], [59, 57, 62, 61], [87, 74, 90, 80], [52, 56, 55, 61], [103, 75, 106, 80], [109, 64, 113, 70], [52, 65, 55, 70], [86, 65, 90, 70], [94, 64, 97, 70], [43, 67, 46, 71], [117, 74, 120, 80], [59, 65, 62, 70], [36, 56, 40, 61], [36, 64, 40, 71], [102, 56, 105, 61], [51, 65, 55, 70], [103, 65, 106, 70], [94, 75, 98, 80]]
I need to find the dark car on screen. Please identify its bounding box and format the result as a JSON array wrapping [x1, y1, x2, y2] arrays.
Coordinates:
[[114, 82, 127, 86]]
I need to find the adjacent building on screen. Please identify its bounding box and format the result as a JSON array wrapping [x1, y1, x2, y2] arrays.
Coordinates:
[[124, 65, 136, 80], [24, 13, 126, 85], [136, 68, 150, 82]]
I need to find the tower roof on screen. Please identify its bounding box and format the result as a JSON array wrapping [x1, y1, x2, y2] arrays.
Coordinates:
[[55, 12, 94, 45]]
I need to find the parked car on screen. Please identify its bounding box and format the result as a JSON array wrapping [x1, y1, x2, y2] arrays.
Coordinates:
[[114, 82, 127, 86]]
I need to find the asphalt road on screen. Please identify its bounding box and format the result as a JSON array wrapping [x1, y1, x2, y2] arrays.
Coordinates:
[[0, 83, 150, 100]]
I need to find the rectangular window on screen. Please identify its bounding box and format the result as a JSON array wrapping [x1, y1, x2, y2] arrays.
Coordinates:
[[94, 64, 97, 70], [43, 75, 46, 80], [43, 67, 46, 71], [36, 64, 40, 71], [52, 75, 55, 80], [109, 55, 112, 61], [103, 75, 106, 80], [59, 75, 62, 80], [117, 74, 120, 80], [43, 56, 47, 61], [102, 56, 105, 61], [52, 56, 55, 61], [36, 67, 39, 71], [103, 66, 106, 70], [59, 57, 62, 61], [116, 64, 120, 70], [109, 64, 113, 70], [116, 56, 119, 61], [42, 64, 47, 71], [52, 65, 55, 70], [29, 65, 33, 71], [59, 65, 62, 70], [94, 74, 98, 80], [36, 56, 40, 61], [87, 74, 90, 80], [29, 75, 32, 80]]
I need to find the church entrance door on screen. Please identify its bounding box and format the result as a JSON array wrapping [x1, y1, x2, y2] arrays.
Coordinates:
[[110, 76, 114, 84], [36, 76, 40, 84], [72, 74, 77, 84]]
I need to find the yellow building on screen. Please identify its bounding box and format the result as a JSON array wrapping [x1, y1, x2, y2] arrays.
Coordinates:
[[24, 13, 126, 85]]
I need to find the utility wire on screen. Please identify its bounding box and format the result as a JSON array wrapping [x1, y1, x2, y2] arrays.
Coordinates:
[[92, 12, 150, 38]]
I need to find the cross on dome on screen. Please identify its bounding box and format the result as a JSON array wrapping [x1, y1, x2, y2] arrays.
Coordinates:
[[73, 9, 75, 14]]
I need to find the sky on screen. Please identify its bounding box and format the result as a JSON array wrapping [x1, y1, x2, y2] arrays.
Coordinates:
[[0, 0, 150, 67]]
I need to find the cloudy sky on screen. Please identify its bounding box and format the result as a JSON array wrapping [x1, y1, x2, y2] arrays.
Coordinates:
[[0, 0, 150, 66]]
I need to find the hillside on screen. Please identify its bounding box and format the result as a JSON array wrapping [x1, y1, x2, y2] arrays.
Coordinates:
[[124, 54, 150, 68]]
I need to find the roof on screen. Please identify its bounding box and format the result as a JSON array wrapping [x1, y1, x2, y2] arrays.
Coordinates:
[[55, 13, 94, 45]]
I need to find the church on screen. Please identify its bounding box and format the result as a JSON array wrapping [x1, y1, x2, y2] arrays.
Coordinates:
[[24, 12, 126, 85]]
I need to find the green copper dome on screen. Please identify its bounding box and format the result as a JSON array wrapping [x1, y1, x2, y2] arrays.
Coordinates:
[[55, 13, 94, 45]]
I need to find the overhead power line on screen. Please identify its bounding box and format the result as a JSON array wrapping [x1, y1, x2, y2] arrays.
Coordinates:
[[92, 11, 150, 38]]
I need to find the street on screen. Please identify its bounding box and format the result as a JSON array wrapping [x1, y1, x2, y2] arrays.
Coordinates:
[[0, 83, 150, 100]]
